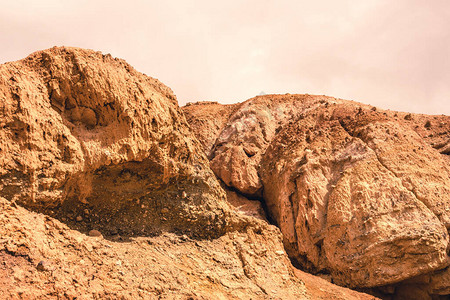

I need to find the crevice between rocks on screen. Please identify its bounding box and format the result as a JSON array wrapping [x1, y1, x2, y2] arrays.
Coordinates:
[[221, 182, 278, 227]]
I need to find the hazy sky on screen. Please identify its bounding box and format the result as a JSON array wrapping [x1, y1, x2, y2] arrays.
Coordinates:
[[1, 0, 449, 114]]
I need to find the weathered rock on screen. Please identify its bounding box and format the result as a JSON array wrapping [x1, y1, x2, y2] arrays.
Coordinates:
[[0, 46, 229, 238], [428, 267, 450, 296], [261, 107, 449, 287], [3, 46, 448, 298], [394, 284, 432, 300], [36, 260, 53, 272], [0, 196, 379, 299], [0, 48, 382, 299], [184, 95, 450, 292], [225, 187, 267, 221], [338, 109, 450, 229], [183, 101, 242, 155], [390, 267, 450, 298], [204, 94, 338, 196], [211, 145, 263, 195], [397, 112, 450, 156]]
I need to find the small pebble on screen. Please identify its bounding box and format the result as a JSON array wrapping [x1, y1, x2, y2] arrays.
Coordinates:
[[89, 229, 102, 237], [76, 216, 83, 222], [36, 260, 51, 271], [161, 208, 169, 214]]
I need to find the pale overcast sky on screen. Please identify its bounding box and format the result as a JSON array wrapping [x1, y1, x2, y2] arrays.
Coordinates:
[[1, 0, 449, 114]]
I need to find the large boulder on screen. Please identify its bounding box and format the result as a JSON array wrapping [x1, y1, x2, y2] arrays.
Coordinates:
[[337, 108, 450, 230], [184, 95, 450, 293], [0, 46, 230, 237], [261, 105, 449, 287]]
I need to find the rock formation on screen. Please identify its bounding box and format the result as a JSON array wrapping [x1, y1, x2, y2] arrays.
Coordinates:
[[183, 101, 243, 155], [0, 46, 232, 238], [0, 47, 379, 299], [184, 94, 450, 299]]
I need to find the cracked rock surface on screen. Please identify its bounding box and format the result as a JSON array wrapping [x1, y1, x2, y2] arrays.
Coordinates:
[[184, 94, 450, 298]]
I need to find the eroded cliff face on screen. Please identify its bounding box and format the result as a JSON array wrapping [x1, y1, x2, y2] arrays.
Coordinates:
[[0, 46, 232, 238], [184, 94, 450, 298], [0, 47, 380, 299]]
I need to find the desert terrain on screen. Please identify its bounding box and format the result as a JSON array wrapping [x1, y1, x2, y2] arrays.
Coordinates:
[[0, 47, 449, 299]]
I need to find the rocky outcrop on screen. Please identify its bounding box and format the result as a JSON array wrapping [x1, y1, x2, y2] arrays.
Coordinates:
[[0, 195, 379, 299], [205, 95, 338, 197], [183, 101, 243, 155], [0, 46, 232, 238], [0, 48, 381, 299], [261, 106, 449, 288], [184, 95, 450, 297]]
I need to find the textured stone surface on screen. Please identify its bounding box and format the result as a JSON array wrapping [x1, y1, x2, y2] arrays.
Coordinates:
[[428, 267, 450, 295], [204, 95, 338, 196], [0, 196, 303, 299], [338, 109, 450, 230], [183, 101, 242, 155], [184, 94, 450, 295], [261, 106, 449, 287], [0, 48, 381, 299], [225, 187, 267, 221], [0, 46, 230, 238], [399, 112, 450, 156], [0, 194, 379, 299]]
